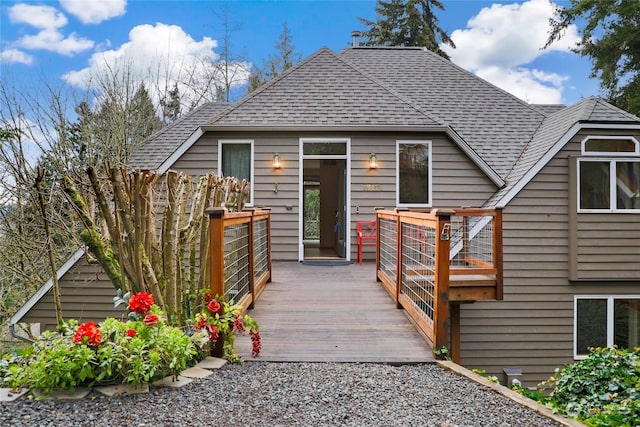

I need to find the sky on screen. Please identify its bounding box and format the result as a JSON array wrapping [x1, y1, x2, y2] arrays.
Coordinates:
[[0, 0, 601, 112]]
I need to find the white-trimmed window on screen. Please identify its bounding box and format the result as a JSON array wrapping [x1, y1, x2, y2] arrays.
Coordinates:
[[218, 140, 254, 205], [574, 296, 640, 359], [397, 140, 432, 207], [578, 136, 640, 212]]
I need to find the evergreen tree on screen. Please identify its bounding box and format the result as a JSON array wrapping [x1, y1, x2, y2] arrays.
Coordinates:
[[358, 0, 455, 59], [161, 83, 181, 123], [547, 0, 640, 116], [248, 23, 302, 92]]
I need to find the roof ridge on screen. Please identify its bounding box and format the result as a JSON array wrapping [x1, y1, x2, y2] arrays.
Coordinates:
[[209, 47, 334, 125], [591, 97, 640, 121], [414, 47, 549, 119], [334, 49, 446, 126]]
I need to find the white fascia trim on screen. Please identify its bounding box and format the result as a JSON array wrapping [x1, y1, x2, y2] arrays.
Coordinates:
[[9, 248, 85, 325], [157, 127, 205, 175], [496, 123, 640, 209], [444, 128, 504, 188]]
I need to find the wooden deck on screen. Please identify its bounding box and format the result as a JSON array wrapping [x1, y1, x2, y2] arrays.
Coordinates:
[[235, 261, 433, 363]]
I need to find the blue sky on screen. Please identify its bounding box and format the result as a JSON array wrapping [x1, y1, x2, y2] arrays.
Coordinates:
[[1, 0, 601, 109]]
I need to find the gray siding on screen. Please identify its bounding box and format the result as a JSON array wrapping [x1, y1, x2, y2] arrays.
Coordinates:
[[460, 129, 640, 387], [173, 131, 497, 262], [21, 258, 126, 331]]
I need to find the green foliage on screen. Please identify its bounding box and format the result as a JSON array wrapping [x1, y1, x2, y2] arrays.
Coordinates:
[[248, 22, 301, 92], [519, 347, 640, 426], [359, 0, 455, 59], [546, 347, 640, 422], [471, 368, 499, 384], [5, 313, 200, 394], [547, 0, 640, 117], [433, 345, 451, 361]]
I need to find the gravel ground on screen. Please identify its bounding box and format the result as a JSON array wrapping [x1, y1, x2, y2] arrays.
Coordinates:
[[1, 362, 563, 427]]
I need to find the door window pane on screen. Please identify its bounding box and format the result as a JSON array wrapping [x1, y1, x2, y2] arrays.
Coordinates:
[[576, 299, 607, 355], [303, 142, 346, 156], [398, 143, 430, 205]]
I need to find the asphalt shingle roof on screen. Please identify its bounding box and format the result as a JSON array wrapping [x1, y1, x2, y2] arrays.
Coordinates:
[[130, 47, 640, 191], [209, 47, 441, 127], [129, 102, 229, 170], [338, 47, 551, 178]]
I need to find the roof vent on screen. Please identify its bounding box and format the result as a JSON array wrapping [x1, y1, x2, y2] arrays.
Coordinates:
[[351, 30, 361, 48]]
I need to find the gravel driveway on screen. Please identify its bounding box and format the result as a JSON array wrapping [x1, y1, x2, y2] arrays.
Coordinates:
[[0, 362, 565, 427]]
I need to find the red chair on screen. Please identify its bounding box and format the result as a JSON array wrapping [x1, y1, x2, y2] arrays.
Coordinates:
[[356, 220, 377, 265]]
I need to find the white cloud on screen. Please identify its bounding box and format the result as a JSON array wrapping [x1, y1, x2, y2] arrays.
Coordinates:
[[8, 4, 68, 30], [17, 30, 94, 56], [0, 49, 34, 65], [8, 3, 94, 57], [63, 23, 251, 108], [442, 0, 581, 104], [475, 66, 568, 104], [60, 0, 127, 25]]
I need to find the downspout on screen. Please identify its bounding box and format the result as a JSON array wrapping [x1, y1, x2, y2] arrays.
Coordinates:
[[9, 323, 35, 344]]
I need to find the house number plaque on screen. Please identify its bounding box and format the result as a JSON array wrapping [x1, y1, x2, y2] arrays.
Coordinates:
[[363, 184, 382, 191]]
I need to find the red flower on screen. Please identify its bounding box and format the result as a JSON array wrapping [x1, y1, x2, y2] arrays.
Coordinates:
[[206, 300, 221, 314], [129, 292, 154, 314], [126, 329, 137, 337], [233, 316, 245, 333], [206, 324, 219, 342], [250, 330, 261, 358], [143, 314, 160, 327], [73, 321, 101, 346]]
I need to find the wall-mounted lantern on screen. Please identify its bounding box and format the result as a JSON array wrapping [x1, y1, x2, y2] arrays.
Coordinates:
[[369, 153, 377, 169], [273, 153, 282, 169]]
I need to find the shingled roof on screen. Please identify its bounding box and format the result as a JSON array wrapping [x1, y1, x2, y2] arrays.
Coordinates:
[[129, 102, 229, 170], [209, 47, 442, 127], [489, 97, 640, 207], [129, 46, 640, 190]]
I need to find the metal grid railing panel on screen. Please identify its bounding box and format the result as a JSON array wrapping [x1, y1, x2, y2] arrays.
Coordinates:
[[223, 223, 251, 302], [378, 218, 397, 285], [253, 218, 269, 280], [400, 223, 436, 323], [449, 216, 494, 267]]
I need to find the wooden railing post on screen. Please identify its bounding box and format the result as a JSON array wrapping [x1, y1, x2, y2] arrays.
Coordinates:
[[244, 208, 256, 309], [395, 209, 403, 308], [433, 209, 454, 352], [207, 207, 226, 298], [494, 208, 503, 300]]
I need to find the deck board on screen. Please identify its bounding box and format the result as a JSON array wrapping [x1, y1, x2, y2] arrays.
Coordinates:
[[235, 261, 433, 363]]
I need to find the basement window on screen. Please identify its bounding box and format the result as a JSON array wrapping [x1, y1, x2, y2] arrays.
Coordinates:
[[574, 296, 640, 359]]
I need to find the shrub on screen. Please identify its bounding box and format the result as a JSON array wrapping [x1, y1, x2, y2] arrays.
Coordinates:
[[540, 347, 639, 425]]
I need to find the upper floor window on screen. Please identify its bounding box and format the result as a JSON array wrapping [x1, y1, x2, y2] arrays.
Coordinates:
[[397, 141, 431, 207], [578, 136, 640, 212], [218, 140, 254, 205]]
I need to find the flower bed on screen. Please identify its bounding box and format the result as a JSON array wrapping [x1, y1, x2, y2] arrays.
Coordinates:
[[1, 291, 260, 394]]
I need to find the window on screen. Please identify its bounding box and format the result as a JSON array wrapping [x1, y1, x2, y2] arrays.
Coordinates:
[[578, 136, 640, 212], [218, 140, 254, 205], [397, 141, 431, 207], [574, 296, 640, 359]]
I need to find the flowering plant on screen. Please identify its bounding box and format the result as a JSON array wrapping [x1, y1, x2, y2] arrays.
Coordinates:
[[8, 291, 200, 393], [191, 291, 261, 362]]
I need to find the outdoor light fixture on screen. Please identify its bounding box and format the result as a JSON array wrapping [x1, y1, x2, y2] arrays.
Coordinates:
[[369, 153, 377, 169], [273, 153, 281, 169]]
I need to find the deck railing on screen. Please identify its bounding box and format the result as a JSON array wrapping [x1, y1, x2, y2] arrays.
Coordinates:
[[376, 208, 502, 352], [208, 207, 272, 312]]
